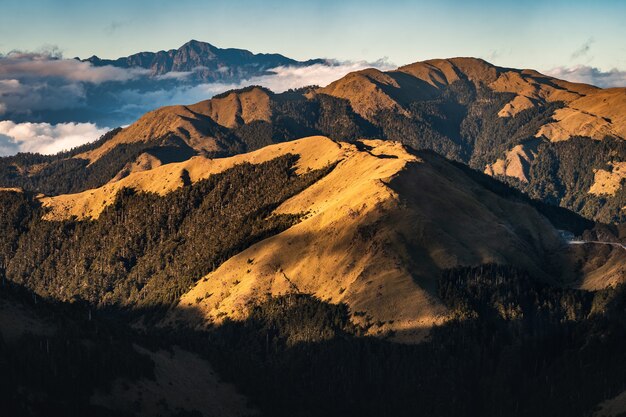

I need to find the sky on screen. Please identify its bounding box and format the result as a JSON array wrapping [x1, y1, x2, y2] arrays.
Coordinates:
[[1, 0, 625, 71], [1, 0, 626, 155]]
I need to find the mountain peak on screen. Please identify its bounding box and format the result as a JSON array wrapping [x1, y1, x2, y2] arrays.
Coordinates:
[[178, 39, 218, 52]]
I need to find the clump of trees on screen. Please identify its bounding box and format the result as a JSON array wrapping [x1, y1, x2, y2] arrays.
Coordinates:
[[519, 136, 626, 223], [2, 262, 624, 417]]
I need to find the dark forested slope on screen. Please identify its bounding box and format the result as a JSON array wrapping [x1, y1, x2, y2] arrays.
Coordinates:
[[0, 155, 332, 310]]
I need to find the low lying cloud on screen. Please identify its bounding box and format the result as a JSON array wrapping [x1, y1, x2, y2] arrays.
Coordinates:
[[0, 50, 149, 83], [0, 120, 109, 156], [154, 66, 212, 81], [546, 65, 626, 88], [250, 59, 395, 92], [120, 59, 395, 112], [0, 76, 86, 113], [0, 49, 150, 118]]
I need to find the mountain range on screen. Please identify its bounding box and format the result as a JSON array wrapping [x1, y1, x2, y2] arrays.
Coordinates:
[[3, 57, 625, 223], [83, 39, 326, 82], [0, 40, 331, 128], [1, 48, 626, 417]]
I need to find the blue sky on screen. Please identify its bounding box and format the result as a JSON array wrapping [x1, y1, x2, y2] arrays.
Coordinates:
[[1, 0, 625, 71]]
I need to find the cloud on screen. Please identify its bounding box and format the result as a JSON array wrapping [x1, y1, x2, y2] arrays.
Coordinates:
[[0, 120, 109, 156], [0, 49, 150, 117], [545, 65, 626, 88], [249, 59, 395, 91], [104, 20, 129, 35], [571, 38, 594, 60], [150, 59, 394, 105], [0, 51, 149, 83], [0, 134, 18, 155], [0, 77, 87, 114], [111, 59, 395, 120], [154, 66, 212, 81]]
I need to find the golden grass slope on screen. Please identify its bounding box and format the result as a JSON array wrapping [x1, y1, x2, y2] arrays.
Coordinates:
[[41, 136, 345, 220], [38, 136, 621, 342], [164, 137, 565, 342], [484, 143, 539, 183], [0, 187, 23, 193], [320, 58, 597, 121], [400, 59, 596, 118], [589, 162, 626, 196], [486, 88, 626, 191], [109, 152, 164, 183], [537, 88, 626, 141], [399, 58, 498, 87], [317, 69, 410, 120], [190, 86, 271, 128]]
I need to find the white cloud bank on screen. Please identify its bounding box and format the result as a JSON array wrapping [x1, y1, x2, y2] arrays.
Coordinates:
[[0, 51, 149, 83], [0, 120, 109, 156], [545, 65, 626, 88], [252, 59, 395, 91], [0, 50, 151, 117], [117, 59, 395, 114]]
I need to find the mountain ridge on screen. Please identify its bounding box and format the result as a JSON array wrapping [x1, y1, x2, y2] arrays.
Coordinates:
[[82, 39, 327, 82], [25, 136, 624, 342]]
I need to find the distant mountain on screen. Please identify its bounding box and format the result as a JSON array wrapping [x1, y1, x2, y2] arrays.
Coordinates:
[[0, 40, 330, 128], [82, 39, 327, 82]]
